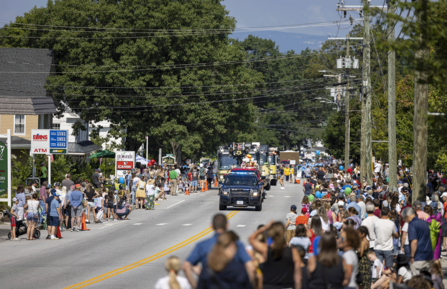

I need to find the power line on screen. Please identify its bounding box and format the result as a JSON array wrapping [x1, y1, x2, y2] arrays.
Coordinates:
[[0, 19, 359, 32], [0, 48, 361, 72]]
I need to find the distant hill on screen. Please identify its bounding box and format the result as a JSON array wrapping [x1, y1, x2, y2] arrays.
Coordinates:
[[231, 30, 328, 54]]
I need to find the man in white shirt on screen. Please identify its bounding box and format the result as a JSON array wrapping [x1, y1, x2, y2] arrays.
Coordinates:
[[374, 207, 397, 269], [362, 203, 379, 249], [374, 160, 382, 174], [356, 195, 367, 220]]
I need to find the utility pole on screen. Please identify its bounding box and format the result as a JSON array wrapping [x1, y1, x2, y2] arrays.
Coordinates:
[[345, 34, 350, 171], [363, 0, 373, 186], [413, 0, 429, 202], [336, 1, 385, 185], [387, 0, 397, 192]]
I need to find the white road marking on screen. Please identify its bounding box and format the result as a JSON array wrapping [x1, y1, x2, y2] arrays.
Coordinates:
[[133, 223, 143, 226], [182, 224, 192, 226], [237, 225, 246, 227], [156, 223, 167, 226], [285, 196, 291, 198], [167, 200, 185, 209], [269, 195, 274, 197]]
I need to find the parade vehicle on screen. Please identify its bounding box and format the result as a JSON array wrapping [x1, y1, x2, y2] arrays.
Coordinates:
[[279, 150, 300, 166], [218, 173, 264, 211], [258, 144, 271, 190], [216, 142, 260, 187], [268, 147, 278, 186]]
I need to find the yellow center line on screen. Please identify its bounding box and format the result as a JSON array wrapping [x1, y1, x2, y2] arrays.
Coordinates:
[[66, 210, 239, 289]]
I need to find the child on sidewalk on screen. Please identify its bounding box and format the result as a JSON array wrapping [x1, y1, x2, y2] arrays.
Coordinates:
[[10, 197, 20, 240]]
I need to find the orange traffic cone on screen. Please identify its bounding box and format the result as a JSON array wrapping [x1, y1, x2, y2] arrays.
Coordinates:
[[205, 180, 209, 191], [201, 182, 205, 192], [81, 212, 90, 231], [56, 226, 62, 238], [185, 186, 190, 195], [214, 177, 218, 187]]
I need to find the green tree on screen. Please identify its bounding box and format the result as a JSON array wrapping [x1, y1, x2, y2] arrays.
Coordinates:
[[1, 0, 262, 160]]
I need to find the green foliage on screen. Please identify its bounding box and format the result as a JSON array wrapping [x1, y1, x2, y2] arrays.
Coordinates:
[[1, 0, 262, 160], [234, 36, 334, 149], [11, 150, 33, 187]]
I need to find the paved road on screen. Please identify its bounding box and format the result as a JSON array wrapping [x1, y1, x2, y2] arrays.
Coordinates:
[[0, 181, 304, 289]]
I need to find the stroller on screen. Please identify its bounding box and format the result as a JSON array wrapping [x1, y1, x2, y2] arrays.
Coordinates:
[[3, 209, 40, 240]]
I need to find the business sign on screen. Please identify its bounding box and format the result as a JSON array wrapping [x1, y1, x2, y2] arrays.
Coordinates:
[[116, 161, 134, 170], [115, 151, 135, 178], [49, 130, 68, 154], [0, 141, 7, 195], [31, 129, 50, 154], [31, 129, 68, 154]]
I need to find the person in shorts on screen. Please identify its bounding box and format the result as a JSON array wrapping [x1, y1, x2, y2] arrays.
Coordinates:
[[10, 198, 20, 240], [191, 167, 199, 193]]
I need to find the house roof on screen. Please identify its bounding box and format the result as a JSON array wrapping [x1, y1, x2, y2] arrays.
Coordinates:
[[0, 136, 31, 149], [0, 47, 57, 115]]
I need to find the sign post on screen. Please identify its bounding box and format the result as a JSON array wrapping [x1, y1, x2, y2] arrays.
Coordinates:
[[0, 129, 11, 207], [115, 151, 135, 178]]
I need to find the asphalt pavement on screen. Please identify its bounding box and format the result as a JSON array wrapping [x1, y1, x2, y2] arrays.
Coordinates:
[[0, 180, 304, 289]]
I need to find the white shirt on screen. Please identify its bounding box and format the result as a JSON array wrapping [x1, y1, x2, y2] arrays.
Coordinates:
[[372, 259, 383, 278], [146, 184, 155, 196], [27, 200, 39, 214], [374, 163, 381, 173], [154, 276, 191, 289], [320, 217, 329, 232], [398, 266, 412, 282], [362, 215, 379, 248], [374, 219, 395, 251], [402, 222, 409, 245], [357, 201, 366, 219]]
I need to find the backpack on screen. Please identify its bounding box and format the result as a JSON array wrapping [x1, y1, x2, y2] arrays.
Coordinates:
[[138, 181, 145, 190], [107, 198, 114, 208]]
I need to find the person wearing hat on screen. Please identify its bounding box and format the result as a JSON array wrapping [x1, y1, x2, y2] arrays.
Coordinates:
[[145, 179, 156, 210], [285, 205, 298, 245], [9, 197, 20, 240], [295, 208, 309, 227], [48, 190, 62, 240]]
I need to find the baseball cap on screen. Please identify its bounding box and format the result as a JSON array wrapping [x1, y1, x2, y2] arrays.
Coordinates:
[[47, 183, 52, 189], [441, 192, 447, 198], [365, 186, 372, 191], [75, 184, 82, 188], [50, 189, 56, 194], [338, 201, 345, 206], [402, 187, 409, 192], [413, 200, 422, 207], [398, 181, 403, 184], [12, 197, 18, 202], [301, 208, 308, 214], [291, 205, 297, 211], [52, 191, 59, 197]]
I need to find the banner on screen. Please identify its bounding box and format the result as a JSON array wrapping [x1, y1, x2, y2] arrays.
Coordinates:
[[0, 141, 7, 195]]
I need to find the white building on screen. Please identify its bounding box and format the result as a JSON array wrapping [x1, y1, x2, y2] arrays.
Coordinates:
[[52, 105, 123, 156]]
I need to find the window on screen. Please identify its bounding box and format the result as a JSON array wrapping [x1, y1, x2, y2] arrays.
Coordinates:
[[14, 115, 25, 135], [52, 123, 60, 130]]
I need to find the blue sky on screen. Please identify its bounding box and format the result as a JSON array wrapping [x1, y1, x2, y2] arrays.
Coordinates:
[[1, 0, 386, 36]]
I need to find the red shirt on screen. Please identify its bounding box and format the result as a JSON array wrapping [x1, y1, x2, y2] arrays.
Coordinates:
[[347, 168, 353, 174], [188, 172, 192, 181], [373, 208, 381, 218]]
